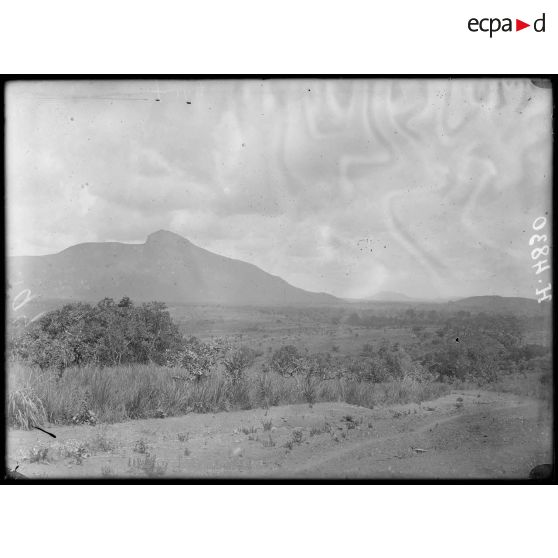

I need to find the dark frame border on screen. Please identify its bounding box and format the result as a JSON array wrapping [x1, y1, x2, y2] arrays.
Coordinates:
[[1, 74, 556, 485]]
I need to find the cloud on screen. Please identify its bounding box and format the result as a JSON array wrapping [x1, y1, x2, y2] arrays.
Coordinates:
[[6, 79, 552, 299]]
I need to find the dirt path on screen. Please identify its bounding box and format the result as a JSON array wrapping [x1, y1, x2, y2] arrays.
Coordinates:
[[287, 400, 547, 478], [7, 390, 552, 479]]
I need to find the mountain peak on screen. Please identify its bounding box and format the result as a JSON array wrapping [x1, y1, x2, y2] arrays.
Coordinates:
[[146, 230, 191, 245], [9, 230, 340, 306]]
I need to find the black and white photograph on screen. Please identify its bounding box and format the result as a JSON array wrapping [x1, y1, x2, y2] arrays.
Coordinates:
[[4, 78, 553, 480]]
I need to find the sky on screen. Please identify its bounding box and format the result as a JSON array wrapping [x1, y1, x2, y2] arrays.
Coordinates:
[[6, 79, 552, 300]]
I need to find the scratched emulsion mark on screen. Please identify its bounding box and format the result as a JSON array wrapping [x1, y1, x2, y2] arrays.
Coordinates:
[[377, 81, 451, 286], [267, 78, 551, 298], [157, 78, 549, 300], [9, 284, 45, 325]]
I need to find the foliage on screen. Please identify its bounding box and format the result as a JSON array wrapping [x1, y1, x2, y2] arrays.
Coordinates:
[[10, 297, 183, 371], [61, 439, 91, 464], [28, 445, 50, 463], [133, 439, 150, 454], [165, 336, 221, 381], [128, 454, 168, 477], [223, 346, 257, 385], [255, 367, 279, 409], [269, 345, 302, 377], [291, 428, 304, 444], [6, 297, 552, 428], [71, 392, 98, 425]]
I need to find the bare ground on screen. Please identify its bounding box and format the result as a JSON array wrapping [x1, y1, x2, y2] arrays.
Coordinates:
[[7, 390, 552, 479]]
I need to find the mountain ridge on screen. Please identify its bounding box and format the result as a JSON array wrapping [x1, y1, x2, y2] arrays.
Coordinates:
[[368, 291, 416, 302], [8, 230, 340, 306]]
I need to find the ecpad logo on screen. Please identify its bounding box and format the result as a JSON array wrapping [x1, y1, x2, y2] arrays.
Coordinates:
[[468, 13, 546, 37]]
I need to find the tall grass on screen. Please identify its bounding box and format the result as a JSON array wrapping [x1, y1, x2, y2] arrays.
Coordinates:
[[7, 364, 48, 428], [8, 388, 47, 429], [7, 361, 451, 428], [455, 370, 553, 402]]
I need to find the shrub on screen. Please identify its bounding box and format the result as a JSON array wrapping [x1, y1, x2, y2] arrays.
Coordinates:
[[165, 336, 220, 381], [71, 394, 98, 425], [28, 445, 49, 463], [129, 454, 168, 477], [10, 298, 183, 371], [310, 422, 331, 436], [89, 429, 117, 453], [61, 439, 91, 464], [345, 356, 389, 382], [241, 426, 257, 435], [270, 345, 302, 377], [299, 373, 316, 407], [255, 368, 278, 408], [133, 439, 149, 454], [291, 429, 304, 444], [223, 347, 253, 385], [101, 466, 114, 477]]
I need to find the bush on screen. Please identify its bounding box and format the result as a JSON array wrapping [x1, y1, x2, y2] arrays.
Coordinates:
[[223, 346, 256, 385], [255, 368, 279, 409], [129, 454, 168, 477], [165, 336, 220, 381], [345, 356, 389, 383], [10, 297, 183, 371], [270, 345, 302, 377]]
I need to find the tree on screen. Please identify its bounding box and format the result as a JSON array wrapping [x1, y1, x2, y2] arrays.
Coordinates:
[[10, 297, 184, 370], [118, 296, 133, 308], [346, 312, 362, 326], [97, 297, 115, 309]]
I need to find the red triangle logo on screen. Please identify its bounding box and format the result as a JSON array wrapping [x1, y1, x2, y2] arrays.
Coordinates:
[[516, 19, 530, 31]]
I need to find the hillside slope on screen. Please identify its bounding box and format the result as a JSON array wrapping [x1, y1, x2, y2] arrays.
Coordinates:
[[8, 230, 339, 306]]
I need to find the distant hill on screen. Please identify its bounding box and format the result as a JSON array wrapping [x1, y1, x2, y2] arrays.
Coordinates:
[[448, 295, 551, 317], [368, 291, 415, 302], [343, 294, 551, 317], [8, 230, 340, 307]]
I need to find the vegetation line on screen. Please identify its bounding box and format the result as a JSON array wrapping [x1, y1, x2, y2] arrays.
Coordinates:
[[7, 296, 552, 428]]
